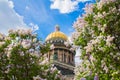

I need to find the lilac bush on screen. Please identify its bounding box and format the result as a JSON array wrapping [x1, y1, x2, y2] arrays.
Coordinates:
[[73, 0, 120, 79], [0, 29, 61, 80]]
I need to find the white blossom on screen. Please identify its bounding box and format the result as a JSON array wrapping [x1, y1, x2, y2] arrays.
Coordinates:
[[84, 43, 93, 53], [33, 75, 45, 80], [106, 36, 114, 46], [50, 44, 55, 49], [51, 67, 57, 72], [40, 58, 49, 65], [103, 65, 109, 73], [21, 40, 31, 49], [33, 38, 37, 42], [110, 52, 113, 56], [83, 3, 94, 14], [4, 68, 10, 74], [0, 33, 5, 40], [8, 29, 16, 34], [0, 42, 5, 47]]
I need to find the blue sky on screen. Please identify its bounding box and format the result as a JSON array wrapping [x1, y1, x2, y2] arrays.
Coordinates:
[[0, 0, 95, 41]]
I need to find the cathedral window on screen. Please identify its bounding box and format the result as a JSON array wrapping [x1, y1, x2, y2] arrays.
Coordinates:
[[53, 52, 58, 60]]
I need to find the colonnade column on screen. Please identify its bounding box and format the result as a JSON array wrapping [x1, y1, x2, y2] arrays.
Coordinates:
[[58, 49, 60, 61], [63, 50, 64, 62], [66, 51, 69, 63]]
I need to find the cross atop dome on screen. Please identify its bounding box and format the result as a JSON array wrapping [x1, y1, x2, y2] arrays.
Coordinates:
[[55, 25, 60, 31]]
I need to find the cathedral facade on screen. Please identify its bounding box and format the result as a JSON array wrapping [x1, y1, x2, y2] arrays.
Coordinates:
[[45, 25, 75, 80]]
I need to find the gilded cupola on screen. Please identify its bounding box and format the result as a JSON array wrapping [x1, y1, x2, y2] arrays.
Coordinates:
[[45, 25, 68, 43]]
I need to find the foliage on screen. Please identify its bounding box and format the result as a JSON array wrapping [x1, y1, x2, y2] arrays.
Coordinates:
[[0, 29, 61, 80], [73, 0, 120, 80]]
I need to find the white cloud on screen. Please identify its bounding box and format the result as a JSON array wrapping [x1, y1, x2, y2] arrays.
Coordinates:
[[29, 23, 39, 32], [0, 0, 28, 34], [50, 0, 92, 14], [8, 1, 14, 8], [77, 0, 92, 2]]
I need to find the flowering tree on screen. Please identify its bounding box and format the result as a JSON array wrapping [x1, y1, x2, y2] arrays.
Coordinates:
[[73, 0, 120, 80], [0, 29, 61, 80], [0, 33, 10, 80]]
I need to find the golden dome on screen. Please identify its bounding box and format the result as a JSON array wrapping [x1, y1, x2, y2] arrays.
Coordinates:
[[45, 25, 68, 41]]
